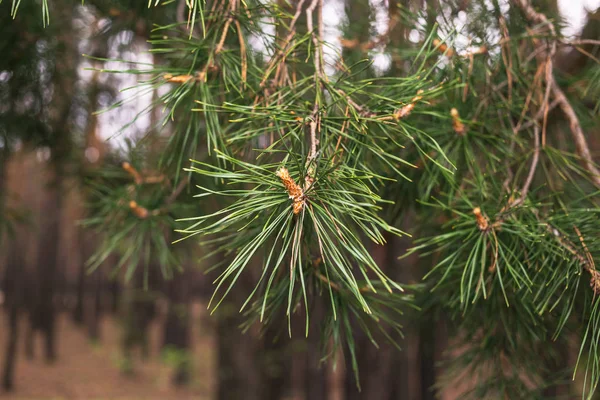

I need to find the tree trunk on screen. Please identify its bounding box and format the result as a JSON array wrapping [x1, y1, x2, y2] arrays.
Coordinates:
[[344, 236, 397, 400], [34, 172, 62, 363], [305, 297, 328, 400], [418, 317, 437, 400], [110, 279, 120, 314], [162, 270, 191, 385], [216, 270, 263, 400], [2, 302, 19, 392], [88, 267, 103, 341], [260, 314, 291, 400], [24, 320, 35, 360], [121, 275, 156, 373], [2, 233, 23, 392], [72, 253, 86, 325]]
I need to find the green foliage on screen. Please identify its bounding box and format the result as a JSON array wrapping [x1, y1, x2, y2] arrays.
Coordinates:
[[6, 0, 600, 397], [1, 0, 50, 26], [81, 148, 193, 284], [81, 0, 455, 375]]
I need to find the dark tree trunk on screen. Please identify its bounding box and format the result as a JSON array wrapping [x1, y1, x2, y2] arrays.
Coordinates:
[[305, 297, 328, 400], [542, 337, 570, 398], [388, 230, 423, 400], [24, 319, 35, 360], [2, 303, 19, 392], [110, 279, 120, 314], [25, 264, 40, 360], [43, 314, 56, 363], [216, 309, 262, 400], [72, 256, 86, 325], [35, 1, 77, 363], [162, 270, 191, 386], [2, 235, 23, 392], [88, 268, 103, 341], [34, 175, 62, 363], [216, 269, 263, 400], [260, 314, 291, 400], [344, 236, 397, 400], [418, 317, 437, 400], [121, 267, 158, 374]]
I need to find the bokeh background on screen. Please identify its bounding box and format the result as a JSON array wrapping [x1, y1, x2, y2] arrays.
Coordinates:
[[1, 0, 599, 399]]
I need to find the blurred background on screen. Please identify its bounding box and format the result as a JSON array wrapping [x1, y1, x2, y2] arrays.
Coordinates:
[[1, 0, 599, 399]]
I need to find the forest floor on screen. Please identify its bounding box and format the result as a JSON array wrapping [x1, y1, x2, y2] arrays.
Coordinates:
[[0, 303, 215, 400]]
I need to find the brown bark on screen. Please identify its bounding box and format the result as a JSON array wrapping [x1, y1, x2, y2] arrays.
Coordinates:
[[305, 297, 328, 400], [2, 222, 24, 391], [162, 269, 192, 385], [88, 267, 103, 341]]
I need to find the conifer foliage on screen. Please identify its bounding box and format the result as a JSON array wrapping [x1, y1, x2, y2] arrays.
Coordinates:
[[4, 0, 600, 397]]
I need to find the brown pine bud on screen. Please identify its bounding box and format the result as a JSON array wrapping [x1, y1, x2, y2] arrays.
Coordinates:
[[340, 38, 360, 49], [393, 90, 425, 120], [164, 73, 194, 83], [433, 39, 454, 57], [276, 167, 305, 214], [129, 200, 149, 219], [468, 46, 487, 56], [451, 108, 466, 135], [122, 162, 142, 184], [473, 207, 489, 231]]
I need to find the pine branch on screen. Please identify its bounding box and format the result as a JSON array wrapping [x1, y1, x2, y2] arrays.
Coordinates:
[[164, 176, 190, 206], [512, 0, 600, 188], [259, 0, 307, 88]]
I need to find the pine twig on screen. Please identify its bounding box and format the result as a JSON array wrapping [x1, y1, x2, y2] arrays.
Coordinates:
[[129, 200, 149, 219], [512, 125, 540, 207], [306, 0, 325, 82], [259, 0, 307, 88], [560, 39, 600, 46], [340, 15, 399, 52], [164, 176, 190, 206], [551, 82, 600, 187], [307, 104, 320, 164], [512, 0, 600, 188], [122, 162, 143, 184]]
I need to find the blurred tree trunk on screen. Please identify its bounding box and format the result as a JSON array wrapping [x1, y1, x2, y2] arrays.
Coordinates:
[[2, 284, 20, 392], [305, 296, 328, 400], [216, 266, 263, 400], [30, 0, 77, 363], [260, 312, 292, 400], [340, 3, 396, 398], [73, 227, 93, 326], [344, 237, 396, 400], [2, 229, 24, 391], [88, 266, 103, 341], [216, 310, 261, 400], [72, 253, 86, 324], [33, 169, 63, 363], [386, 232, 419, 400], [122, 267, 158, 373], [110, 278, 121, 314], [24, 319, 35, 360], [162, 269, 191, 385], [418, 317, 438, 400]]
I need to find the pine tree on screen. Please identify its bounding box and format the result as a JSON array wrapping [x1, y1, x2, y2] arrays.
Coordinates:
[[4, 0, 600, 398]]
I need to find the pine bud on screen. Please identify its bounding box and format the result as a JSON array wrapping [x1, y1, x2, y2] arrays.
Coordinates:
[[163, 73, 194, 83], [473, 207, 489, 231], [393, 90, 424, 120], [450, 108, 466, 135], [129, 200, 149, 219], [276, 167, 305, 215], [433, 39, 454, 57], [122, 161, 142, 184]]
